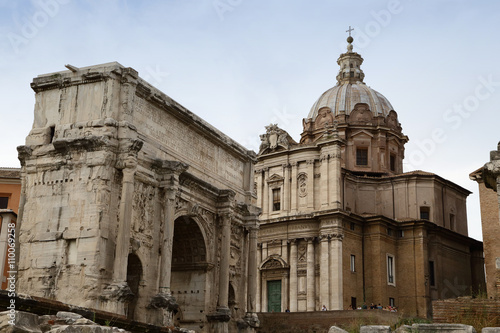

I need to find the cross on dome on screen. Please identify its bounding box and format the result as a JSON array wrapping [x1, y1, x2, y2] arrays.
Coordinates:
[[346, 26, 354, 37]]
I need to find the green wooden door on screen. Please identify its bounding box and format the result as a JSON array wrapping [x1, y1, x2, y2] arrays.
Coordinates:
[[267, 280, 281, 312]]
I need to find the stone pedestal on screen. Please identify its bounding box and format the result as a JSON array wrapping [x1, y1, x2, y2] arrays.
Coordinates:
[[237, 312, 260, 333], [148, 293, 179, 327], [207, 308, 231, 333]]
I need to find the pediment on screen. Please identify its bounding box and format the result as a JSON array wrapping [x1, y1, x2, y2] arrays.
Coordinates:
[[260, 255, 288, 270], [267, 173, 284, 183], [351, 130, 374, 138]]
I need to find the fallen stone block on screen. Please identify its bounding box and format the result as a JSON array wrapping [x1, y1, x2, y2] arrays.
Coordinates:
[[46, 325, 129, 332], [360, 325, 391, 333], [0, 310, 42, 333], [481, 329, 500, 333], [328, 326, 349, 333], [411, 323, 476, 332]]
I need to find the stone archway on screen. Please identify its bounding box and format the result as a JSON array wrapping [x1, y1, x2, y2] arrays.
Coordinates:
[[126, 253, 143, 320], [171, 216, 208, 331]]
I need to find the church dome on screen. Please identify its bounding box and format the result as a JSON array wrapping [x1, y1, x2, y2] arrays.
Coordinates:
[[308, 83, 394, 120], [305, 34, 394, 123]]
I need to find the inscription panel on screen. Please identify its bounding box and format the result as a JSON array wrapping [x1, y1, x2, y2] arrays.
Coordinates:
[[133, 97, 244, 188]]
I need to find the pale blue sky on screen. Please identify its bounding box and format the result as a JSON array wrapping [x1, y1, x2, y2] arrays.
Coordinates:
[[1, 0, 499, 241]]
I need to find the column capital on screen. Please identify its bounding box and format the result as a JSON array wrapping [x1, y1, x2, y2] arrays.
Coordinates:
[[318, 234, 329, 242], [218, 211, 233, 226], [116, 154, 139, 174], [330, 233, 344, 241], [305, 237, 316, 243]]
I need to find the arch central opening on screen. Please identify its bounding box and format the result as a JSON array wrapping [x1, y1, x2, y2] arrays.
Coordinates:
[[171, 216, 208, 330]]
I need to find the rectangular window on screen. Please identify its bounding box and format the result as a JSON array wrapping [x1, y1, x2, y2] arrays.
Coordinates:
[[272, 188, 281, 211], [350, 222, 355, 231], [387, 254, 395, 285], [397, 230, 404, 238], [387, 228, 393, 236], [389, 297, 395, 307], [390, 154, 396, 171], [0, 197, 8, 209], [420, 206, 430, 220], [350, 255, 356, 272], [429, 261, 435, 287], [450, 213, 456, 231], [351, 297, 357, 309], [356, 148, 368, 166]]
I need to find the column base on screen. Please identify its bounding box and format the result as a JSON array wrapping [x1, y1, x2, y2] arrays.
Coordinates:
[[243, 312, 260, 327], [148, 293, 179, 327], [99, 282, 133, 315], [206, 307, 231, 333], [148, 292, 179, 312]]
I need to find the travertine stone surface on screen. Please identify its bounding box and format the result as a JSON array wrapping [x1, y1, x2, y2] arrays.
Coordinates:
[[360, 326, 391, 333], [474, 142, 500, 298], [17, 62, 260, 332], [328, 326, 349, 333], [410, 323, 476, 332]]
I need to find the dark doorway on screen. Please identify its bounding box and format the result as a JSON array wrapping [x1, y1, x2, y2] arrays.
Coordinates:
[[171, 217, 208, 330], [126, 253, 143, 320], [267, 280, 281, 312]]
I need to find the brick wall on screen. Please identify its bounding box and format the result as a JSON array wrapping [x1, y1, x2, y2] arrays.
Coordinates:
[[432, 297, 500, 327], [257, 310, 400, 333]]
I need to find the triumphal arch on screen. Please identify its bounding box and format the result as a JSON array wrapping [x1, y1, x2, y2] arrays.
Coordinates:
[[16, 62, 260, 332]]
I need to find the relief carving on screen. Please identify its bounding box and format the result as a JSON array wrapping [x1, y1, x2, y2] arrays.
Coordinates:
[[386, 110, 398, 128], [132, 182, 155, 235], [315, 107, 334, 130], [258, 124, 291, 154], [350, 103, 372, 123], [262, 258, 283, 270], [298, 173, 307, 198], [298, 243, 307, 262]]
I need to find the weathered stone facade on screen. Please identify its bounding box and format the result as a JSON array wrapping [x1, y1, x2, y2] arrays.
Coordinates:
[[16, 62, 260, 332], [254, 37, 484, 317], [471, 142, 500, 299]]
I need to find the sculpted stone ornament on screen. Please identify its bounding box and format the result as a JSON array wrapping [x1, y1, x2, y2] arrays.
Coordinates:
[[100, 282, 134, 302], [298, 173, 308, 197], [315, 107, 334, 130], [148, 293, 179, 313], [258, 124, 291, 154]]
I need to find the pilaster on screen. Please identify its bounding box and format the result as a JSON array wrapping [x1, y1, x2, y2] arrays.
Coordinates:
[[283, 164, 290, 211], [319, 235, 330, 308], [263, 168, 269, 216], [306, 160, 315, 210], [320, 155, 329, 208], [306, 237, 316, 311], [256, 243, 261, 312], [289, 239, 298, 312], [329, 233, 344, 310], [290, 162, 298, 213]]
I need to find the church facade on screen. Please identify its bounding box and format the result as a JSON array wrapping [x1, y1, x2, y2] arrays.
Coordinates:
[[254, 37, 485, 317], [16, 62, 260, 332]]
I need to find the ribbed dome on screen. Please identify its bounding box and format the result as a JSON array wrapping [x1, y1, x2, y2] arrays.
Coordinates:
[[308, 83, 394, 120]]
